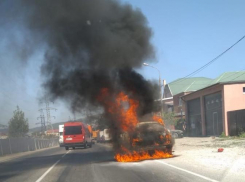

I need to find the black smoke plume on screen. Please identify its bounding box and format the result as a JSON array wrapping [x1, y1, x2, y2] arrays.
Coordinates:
[[9, 0, 159, 143], [17, 0, 156, 112]]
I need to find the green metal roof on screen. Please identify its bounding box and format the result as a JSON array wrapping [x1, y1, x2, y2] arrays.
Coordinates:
[[210, 71, 245, 84], [168, 71, 245, 96], [168, 77, 212, 96]]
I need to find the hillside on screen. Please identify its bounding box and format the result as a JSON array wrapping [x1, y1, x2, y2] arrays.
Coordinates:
[[1, 117, 88, 134], [29, 122, 66, 132], [29, 117, 86, 132]]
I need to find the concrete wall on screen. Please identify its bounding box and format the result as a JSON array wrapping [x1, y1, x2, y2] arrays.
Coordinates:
[[223, 83, 245, 135], [182, 84, 223, 101], [183, 83, 245, 136]]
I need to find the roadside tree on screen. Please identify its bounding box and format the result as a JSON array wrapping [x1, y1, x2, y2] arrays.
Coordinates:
[[8, 106, 29, 137], [162, 112, 177, 127]]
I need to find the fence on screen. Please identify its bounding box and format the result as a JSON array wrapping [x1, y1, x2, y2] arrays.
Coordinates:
[[0, 138, 59, 156]]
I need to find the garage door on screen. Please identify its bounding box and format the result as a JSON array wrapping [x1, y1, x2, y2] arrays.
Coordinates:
[[187, 98, 202, 136], [204, 92, 223, 136]]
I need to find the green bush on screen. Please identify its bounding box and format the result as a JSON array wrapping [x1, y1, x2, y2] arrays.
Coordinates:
[[239, 132, 245, 138], [220, 132, 226, 138], [162, 112, 177, 127]]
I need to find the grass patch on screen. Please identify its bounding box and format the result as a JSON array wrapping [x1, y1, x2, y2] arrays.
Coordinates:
[[239, 132, 245, 138]]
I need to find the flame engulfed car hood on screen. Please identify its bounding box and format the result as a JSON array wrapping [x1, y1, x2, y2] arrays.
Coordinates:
[[135, 121, 167, 132]]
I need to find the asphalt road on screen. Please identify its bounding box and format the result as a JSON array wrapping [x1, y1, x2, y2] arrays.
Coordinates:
[[0, 143, 219, 182]]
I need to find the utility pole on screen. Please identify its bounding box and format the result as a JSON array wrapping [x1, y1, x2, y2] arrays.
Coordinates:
[[143, 63, 163, 116]]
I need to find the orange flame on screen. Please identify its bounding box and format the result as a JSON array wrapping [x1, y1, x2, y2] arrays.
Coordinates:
[[87, 125, 92, 133], [154, 142, 159, 146], [132, 138, 142, 147], [152, 115, 164, 125], [165, 133, 172, 145], [115, 148, 172, 162], [98, 88, 173, 162], [98, 88, 139, 132], [160, 135, 164, 140]]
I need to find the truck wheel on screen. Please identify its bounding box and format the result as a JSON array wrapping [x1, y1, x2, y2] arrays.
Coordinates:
[[72, 147, 75, 150], [65, 147, 69, 150]]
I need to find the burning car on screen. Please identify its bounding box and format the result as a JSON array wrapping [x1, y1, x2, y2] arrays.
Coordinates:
[[115, 120, 174, 162], [131, 121, 174, 153], [97, 89, 174, 162]]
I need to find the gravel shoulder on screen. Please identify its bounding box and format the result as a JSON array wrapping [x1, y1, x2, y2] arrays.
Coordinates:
[[171, 137, 245, 182]]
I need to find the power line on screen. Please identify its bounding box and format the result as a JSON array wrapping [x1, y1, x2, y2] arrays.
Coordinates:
[[171, 35, 245, 85], [39, 96, 57, 131], [36, 109, 46, 132]]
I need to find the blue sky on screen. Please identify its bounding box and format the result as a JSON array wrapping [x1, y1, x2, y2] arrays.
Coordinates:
[[1, 0, 245, 128], [124, 0, 245, 82]]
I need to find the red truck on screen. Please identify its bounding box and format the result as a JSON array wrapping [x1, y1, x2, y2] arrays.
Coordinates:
[[63, 122, 92, 150]]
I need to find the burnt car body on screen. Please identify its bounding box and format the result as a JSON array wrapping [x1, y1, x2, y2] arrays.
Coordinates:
[[120, 121, 174, 155]]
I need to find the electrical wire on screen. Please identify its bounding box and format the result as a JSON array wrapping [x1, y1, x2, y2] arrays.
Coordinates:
[[170, 35, 245, 85]]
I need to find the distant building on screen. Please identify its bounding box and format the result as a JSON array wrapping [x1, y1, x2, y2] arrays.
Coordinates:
[[182, 71, 245, 137], [0, 125, 8, 139], [0, 132, 8, 139], [162, 77, 212, 115], [46, 129, 59, 136], [173, 92, 191, 118]]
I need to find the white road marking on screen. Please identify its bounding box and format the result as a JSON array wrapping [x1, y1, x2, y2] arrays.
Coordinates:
[[62, 151, 70, 158], [35, 150, 70, 182], [156, 161, 219, 182]]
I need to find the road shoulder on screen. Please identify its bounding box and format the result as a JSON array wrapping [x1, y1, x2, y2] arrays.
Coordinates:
[[0, 146, 59, 163]]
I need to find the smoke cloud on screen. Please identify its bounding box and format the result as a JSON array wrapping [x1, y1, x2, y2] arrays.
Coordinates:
[[3, 0, 160, 135], [16, 0, 156, 113]]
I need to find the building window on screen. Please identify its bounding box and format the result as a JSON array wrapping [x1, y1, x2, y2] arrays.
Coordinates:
[[243, 87, 245, 94], [179, 97, 182, 106]]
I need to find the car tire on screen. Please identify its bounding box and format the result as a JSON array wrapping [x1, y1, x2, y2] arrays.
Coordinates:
[[90, 142, 92, 148], [65, 147, 69, 150], [166, 145, 173, 155], [84, 142, 87, 149], [72, 147, 75, 150]]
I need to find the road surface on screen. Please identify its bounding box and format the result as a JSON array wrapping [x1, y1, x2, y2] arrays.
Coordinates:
[[0, 143, 219, 182]]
